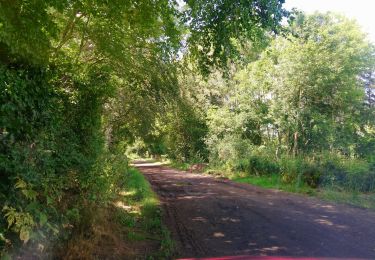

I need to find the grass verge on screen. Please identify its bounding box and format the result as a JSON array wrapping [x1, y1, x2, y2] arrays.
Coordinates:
[[158, 156, 375, 211], [316, 189, 375, 210], [230, 173, 316, 195], [119, 167, 175, 259], [227, 173, 375, 210], [167, 161, 191, 171], [63, 167, 175, 259], [166, 162, 375, 211]]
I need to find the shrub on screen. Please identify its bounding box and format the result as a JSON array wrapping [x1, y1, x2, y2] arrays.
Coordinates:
[[279, 156, 303, 184], [233, 153, 280, 176], [248, 155, 280, 176], [233, 158, 250, 172], [319, 155, 375, 192], [208, 135, 253, 165], [0, 64, 118, 256], [301, 162, 322, 188], [279, 156, 323, 188], [233, 152, 375, 192]]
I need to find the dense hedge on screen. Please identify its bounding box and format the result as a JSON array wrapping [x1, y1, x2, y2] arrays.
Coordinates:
[[0, 64, 118, 255]]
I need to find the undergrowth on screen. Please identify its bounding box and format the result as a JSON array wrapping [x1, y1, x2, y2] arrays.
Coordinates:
[[167, 161, 191, 171], [166, 157, 375, 211], [63, 167, 175, 259], [207, 168, 375, 210], [230, 174, 316, 195]]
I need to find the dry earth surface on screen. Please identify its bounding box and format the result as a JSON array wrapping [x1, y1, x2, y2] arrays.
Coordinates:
[[134, 161, 375, 259]]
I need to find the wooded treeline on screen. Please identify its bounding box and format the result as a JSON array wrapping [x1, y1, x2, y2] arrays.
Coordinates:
[[0, 0, 287, 256], [158, 12, 375, 193], [1, 1, 374, 257]]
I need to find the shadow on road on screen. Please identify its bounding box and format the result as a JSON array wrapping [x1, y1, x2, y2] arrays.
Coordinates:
[[135, 161, 375, 259]]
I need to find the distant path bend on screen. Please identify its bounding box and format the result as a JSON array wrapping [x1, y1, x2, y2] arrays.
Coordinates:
[[134, 161, 375, 259]]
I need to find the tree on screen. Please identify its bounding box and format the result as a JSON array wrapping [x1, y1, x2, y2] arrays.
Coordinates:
[[205, 12, 375, 163], [1, 0, 287, 254], [269, 13, 374, 155], [183, 0, 287, 74]]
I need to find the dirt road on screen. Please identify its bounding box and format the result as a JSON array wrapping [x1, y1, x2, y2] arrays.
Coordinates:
[[135, 161, 375, 259]]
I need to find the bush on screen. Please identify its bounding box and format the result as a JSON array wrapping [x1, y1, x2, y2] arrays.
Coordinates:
[[208, 135, 253, 166], [301, 162, 322, 188], [233, 158, 251, 172], [279, 156, 324, 188], [233, 154, 280, 176], [279, 156, 303, 184], [248, 155, 280, 176], [320, 157, 375, 192], [0, 64, 117, 256], [232, 152, 374, 192]]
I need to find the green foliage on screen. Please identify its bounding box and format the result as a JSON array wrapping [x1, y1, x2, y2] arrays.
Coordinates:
[[0, 0, 184, 254], [318, 190, 375, 210], [168, 161, 191, 171], [231, 174, 314, 194], [0, 0, 58, 64], [0, 2, 373, 257], [184, 0, 288, 74], [163, 99, 208, 162], [3, 206, 35, 243], [125, 139, 151, 159], [201, 12, 375, 197], [0, 62, 116, 255], [207, 12, 374, 157], [320, 156, 375, 192], [248, 155, 280, 176], [206, 106, 259, 165], [232, 152, 375, 193]]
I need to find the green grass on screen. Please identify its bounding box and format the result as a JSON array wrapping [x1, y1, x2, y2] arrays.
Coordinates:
[[116, 167, 175, 258], [317, 189, 375, 210], [229, 173, 375, 210], [204, 167, 375, 211], [166, 161, 191, 171], [227, 172, 375, 210], [166, 162, 375, 211], [230, 173, 316, 195]]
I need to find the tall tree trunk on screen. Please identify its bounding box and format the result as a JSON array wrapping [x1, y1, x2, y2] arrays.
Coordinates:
[[293, 131, 298, 157]]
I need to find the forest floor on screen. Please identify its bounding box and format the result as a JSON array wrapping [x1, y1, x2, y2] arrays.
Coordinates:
[[135, 160, 375, 259]]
